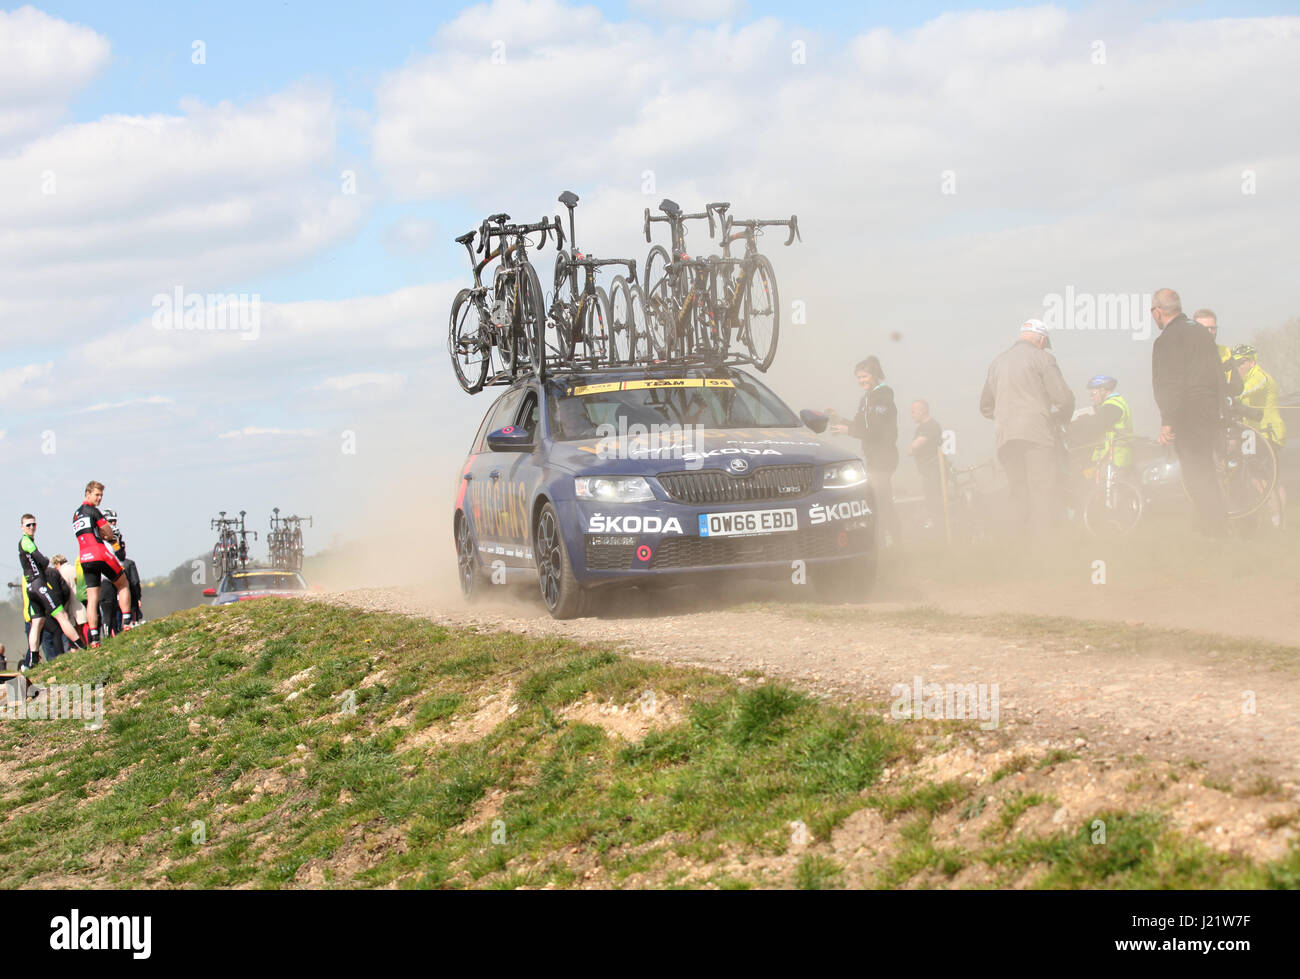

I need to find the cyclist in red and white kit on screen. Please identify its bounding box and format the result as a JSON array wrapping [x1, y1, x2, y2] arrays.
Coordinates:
[[74, 480, 134, 647]]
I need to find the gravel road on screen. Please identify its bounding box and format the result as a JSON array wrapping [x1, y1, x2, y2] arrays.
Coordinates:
[[317, 582, 1300, 788]]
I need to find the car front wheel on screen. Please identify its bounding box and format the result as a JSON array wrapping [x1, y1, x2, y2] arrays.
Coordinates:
[[456, 514, 483, 600], [534, 502, 586, 619]]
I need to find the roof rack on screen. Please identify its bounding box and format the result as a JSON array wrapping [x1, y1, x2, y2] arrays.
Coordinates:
[[481, 352, 763, 388]]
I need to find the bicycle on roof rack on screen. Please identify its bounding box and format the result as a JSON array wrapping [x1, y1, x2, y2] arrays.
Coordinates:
[[641, 198, 721, 361], [235, 510, 257, 570], [210, 511, 240, 580], [547, 190, 646, 369], [448, 211, 562, 393], [715, 206, 799, 372], [269, 508, 312, 570]]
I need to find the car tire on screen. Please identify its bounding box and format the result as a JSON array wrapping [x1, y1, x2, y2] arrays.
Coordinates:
[[455, 513, 483, 601], [814, 552, 876, 604], [534, 502, 586, 619]]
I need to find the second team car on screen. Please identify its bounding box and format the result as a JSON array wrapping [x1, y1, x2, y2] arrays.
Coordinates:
[[453, 364, 876, 618], [203, 568, 310, 605]]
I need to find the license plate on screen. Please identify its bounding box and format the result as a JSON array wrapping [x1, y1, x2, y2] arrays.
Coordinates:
[[698, 508, 798, 538]]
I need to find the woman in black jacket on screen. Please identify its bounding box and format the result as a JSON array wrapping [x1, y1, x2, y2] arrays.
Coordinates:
[[831, 356, 900, 546]]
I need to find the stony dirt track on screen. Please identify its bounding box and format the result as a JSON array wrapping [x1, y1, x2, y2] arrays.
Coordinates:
[[317, 583, 1300, 792]]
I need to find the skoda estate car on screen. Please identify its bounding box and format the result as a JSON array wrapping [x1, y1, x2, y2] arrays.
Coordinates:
[[453, 365, 876, 618]]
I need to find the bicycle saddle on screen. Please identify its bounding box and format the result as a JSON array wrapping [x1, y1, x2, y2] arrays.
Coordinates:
[[558, 190, 579, 207], [487, 212, 510, 223], [659, 199, 682, 217], [454, 231, 475, 245]]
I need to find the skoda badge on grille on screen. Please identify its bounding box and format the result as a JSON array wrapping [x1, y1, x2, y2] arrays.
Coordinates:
[[728, 457, 750, 474]]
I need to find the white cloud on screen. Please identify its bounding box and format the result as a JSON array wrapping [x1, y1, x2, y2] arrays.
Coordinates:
[[630, 0, 746, 22], [314, 372, 407, 392], [383, 217, 440, 256], [0, 6, 111, 148], [218, 427, 320, 440], [74, 395, 175, 414], [0, 86, 367, 347]]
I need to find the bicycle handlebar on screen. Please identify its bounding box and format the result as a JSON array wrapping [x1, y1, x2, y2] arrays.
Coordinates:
[[567, 255, 637, 279], [645, 201, 714, 243], [478, 215, 564, 254], [723, 214, 802, 246]]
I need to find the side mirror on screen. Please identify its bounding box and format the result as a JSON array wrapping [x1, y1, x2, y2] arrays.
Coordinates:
[[202, 588, 217, 597], [800, 409, 829, 434], [486, 426, 534, 452]]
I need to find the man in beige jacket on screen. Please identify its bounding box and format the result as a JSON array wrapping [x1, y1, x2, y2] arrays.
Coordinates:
[[980, 319, 1075, 535]]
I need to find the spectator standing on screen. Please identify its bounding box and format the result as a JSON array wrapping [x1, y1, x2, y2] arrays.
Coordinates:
[[908, 400, 947, 530], [830, 356, 900, 546], [1151, 288, 1229, 536], [980, 319, 1075, 535]]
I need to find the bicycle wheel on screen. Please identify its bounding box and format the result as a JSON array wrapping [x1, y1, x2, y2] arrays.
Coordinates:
[[1223, 430, 1278, 519], [448, 289, 490, 394], [581, 286, 613, 367], [741, 254, 780, 371], [1084, 480, 1142, 536], [643, 245, 671, 300], [550, 250, 578, 362], [626, 280, 651, 362], [518, 262, 546, 376], [689, 271, 729, 365], [608, 275, 640, 365], [211, 545, 225, 580]]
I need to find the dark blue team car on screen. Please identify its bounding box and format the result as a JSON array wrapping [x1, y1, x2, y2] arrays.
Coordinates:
[[453, 365, 876, 618]]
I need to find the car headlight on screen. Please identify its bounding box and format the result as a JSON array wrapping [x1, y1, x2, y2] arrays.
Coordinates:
[[575, 476, 655, 503], [1142, 461, 1179, 485], [823, 460, 868, 488]]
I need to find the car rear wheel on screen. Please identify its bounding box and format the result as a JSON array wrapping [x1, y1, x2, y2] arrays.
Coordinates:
[[534, 502, 586, 619], [814, 553, 876, 604], [456, 514, 483, 600]]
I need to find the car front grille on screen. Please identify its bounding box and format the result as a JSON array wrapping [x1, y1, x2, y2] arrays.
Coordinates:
[[657, 465, 815, 505]]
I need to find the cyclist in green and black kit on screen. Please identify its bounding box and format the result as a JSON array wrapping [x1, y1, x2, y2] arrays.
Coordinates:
[[19, 513, 86, 664]]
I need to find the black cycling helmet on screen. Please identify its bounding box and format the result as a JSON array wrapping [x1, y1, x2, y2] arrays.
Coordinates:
[[1232, 344, 1257, 359]]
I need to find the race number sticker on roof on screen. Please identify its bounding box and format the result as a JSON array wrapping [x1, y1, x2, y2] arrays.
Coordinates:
[[568, 378, 736, 396]]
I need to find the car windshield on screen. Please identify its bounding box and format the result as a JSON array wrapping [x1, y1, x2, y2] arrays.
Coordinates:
[[226, 571, 306, 592], [546, 374, 800, 441]]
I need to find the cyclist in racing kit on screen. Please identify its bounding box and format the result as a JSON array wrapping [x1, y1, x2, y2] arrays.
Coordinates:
[[19, 514, 86, 663], [1232, 344, 1288, 528], [74, 481, 135, 647]]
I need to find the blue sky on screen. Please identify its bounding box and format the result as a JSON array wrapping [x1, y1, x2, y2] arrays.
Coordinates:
[[2, 0, 1298, 585]]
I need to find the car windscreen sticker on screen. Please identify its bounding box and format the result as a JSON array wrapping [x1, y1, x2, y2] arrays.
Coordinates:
[[568, 378, 735, 396], [568, 381, 622, 396]]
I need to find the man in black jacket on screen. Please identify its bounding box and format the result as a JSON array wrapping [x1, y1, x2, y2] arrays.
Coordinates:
[[1151, 288, 1228, 535], [830, 356, 900, 546]]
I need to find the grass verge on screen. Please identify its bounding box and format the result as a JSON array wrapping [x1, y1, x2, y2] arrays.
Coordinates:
[[0, 599, 1294, 889]]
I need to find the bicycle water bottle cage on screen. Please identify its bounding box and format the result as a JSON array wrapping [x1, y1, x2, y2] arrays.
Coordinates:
[[559, 191, 579, 207], [659, 199, 682, 217]]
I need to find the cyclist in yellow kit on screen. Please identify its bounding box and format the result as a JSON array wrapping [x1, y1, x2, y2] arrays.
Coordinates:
[[1232, 344, 1287, 528], [1081, 375, 1132, 476]]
